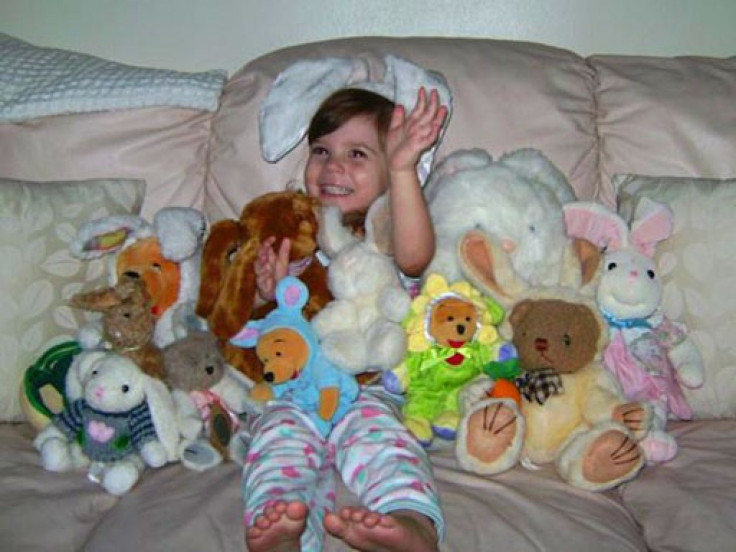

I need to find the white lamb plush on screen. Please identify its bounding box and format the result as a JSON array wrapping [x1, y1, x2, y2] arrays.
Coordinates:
[[311, 194, 411, 374], [425, 148, 577, 287], [33, 351, 179, 495]]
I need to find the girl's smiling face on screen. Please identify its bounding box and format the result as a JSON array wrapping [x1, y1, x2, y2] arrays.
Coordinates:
[[304, 115, 389, 215]]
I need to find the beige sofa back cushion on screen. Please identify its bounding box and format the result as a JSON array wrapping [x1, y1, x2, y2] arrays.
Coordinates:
[[206, 37, 600, 221], [0, 108, 212, 220], [591, 54, 736, 206]]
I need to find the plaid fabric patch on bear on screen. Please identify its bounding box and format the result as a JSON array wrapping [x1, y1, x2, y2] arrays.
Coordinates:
[[516, 369, 564, 405]]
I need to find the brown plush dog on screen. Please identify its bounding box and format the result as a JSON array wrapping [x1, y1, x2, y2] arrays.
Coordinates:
[[196, 191, 332, 381]]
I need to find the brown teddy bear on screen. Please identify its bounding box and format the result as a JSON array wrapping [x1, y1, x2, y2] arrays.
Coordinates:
[[196, 191, 332, 382], [454, 231, 653, 491]]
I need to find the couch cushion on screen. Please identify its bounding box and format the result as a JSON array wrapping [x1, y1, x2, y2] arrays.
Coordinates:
[[591, 54, 736, 207], [620, 420, 736, 552], [0, 35, 223, 220], [0, 177, 144, 422], [207, 37, 599, 221], [617, 174, 736, 419]]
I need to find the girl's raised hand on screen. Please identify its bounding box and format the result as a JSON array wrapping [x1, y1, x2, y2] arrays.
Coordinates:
[[386, 87, 448, 174]]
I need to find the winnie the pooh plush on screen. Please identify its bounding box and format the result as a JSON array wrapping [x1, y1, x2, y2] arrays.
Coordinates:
[[383, 273, 519, 447], [230, 276, 358, 437], [455, 233, 654, 491], [196, 191, 332, 382]]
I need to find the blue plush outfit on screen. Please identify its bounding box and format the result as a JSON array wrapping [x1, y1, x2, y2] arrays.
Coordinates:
[[231, 276, 358, 437]]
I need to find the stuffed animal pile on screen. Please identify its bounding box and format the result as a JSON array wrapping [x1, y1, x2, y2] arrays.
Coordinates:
[[69, 206, 207, 349], [453, 231, 654, 491], [564, 198, 704, 463]]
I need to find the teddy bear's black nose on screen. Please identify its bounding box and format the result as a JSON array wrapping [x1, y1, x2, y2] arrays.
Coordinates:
[[264, 372, 274, 382], [535, 338, 548, 352], [456, 325, 466, 335], [206, 365, 214, 375]]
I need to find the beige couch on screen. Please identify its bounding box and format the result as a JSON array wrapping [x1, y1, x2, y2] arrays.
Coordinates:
[[1, 35, 735, 552]]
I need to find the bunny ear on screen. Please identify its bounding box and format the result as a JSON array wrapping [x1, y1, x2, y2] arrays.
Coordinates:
[[230, 322, 262, 349], [142, 375, 179, 462], [69, 215, 153, 260], [629, 197, 674, 257], [154, 207, 206, 262], [364, 193, 392, 254], [563, 201, 629, 251], [259, 54, 453, 185], [259, 57, 366, 163], [275, 276, 309, 310]]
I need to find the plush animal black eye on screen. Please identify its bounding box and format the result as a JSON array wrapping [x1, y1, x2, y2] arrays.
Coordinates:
[[121, 385, 130, 393], [447, 316, 455, 322], [465, 316, 472, 322], [607, 262, 617, 271], [563, 334, 571, 347], [91, 369, 98, 376], [529, 224, 536, 233], [647, 270, 656, 279], [275, 351, 282, 357]]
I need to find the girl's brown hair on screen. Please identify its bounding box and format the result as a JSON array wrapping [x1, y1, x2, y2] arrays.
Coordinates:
[[307, 88, 395, 145]]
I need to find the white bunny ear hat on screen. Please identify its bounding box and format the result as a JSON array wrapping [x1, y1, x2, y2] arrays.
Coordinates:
[[259, 54, 453, 186]]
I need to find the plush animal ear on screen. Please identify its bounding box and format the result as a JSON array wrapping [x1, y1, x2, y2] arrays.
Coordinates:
[[316, 204, 360, 258], [229, 321, 263, 349], [558, 238, 603, 292], [69, 215, 153, 260], [457, 230, 528, 309], [196, 219, 242, 319], [364, 193, 393, 255], [629, 197, 673, 257], [275, 276, 310, 312], [141, 372, 180, 462], [154, 207, 206, 262], [564, 201, 629, 251], [69, 285, 121, 312]]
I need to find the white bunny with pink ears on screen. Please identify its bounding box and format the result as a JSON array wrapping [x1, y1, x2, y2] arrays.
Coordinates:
[[564, 197, 705, 464]]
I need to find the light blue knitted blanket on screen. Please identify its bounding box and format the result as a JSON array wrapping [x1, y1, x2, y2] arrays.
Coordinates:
[[0, 34, 227, 123]]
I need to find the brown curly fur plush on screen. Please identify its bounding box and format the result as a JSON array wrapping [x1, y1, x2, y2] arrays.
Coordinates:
[[196, 191, 332, 382]]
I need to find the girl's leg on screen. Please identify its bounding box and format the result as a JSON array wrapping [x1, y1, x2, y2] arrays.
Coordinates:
[[329, 389, 445, 539], [243, 402, 330, 552]]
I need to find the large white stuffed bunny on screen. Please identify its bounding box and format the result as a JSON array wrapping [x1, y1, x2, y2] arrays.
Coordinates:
[[565, 197, 705, 463], [34, 351, 179, 495], [425, 148, 577, 287], [311, 194, 412, 375]]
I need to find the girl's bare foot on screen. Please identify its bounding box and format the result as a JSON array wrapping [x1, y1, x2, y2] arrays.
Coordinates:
[[245, 500, 307, 552], [324, 506, 439, 552]]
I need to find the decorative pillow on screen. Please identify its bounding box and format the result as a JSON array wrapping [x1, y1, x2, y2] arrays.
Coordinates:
[[616, 173, 736, 419], [0, 178, 145, 421]]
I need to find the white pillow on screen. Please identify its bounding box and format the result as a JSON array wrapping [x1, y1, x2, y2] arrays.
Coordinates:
[[616, 173, 736, 419], [0, 177, 145, 421]]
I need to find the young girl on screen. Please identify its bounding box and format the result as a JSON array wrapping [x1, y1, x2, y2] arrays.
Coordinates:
[[245, 86, 448, 552]]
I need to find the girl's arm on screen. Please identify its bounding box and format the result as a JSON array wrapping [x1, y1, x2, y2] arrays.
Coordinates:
[[385, 87, 448, 277]]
